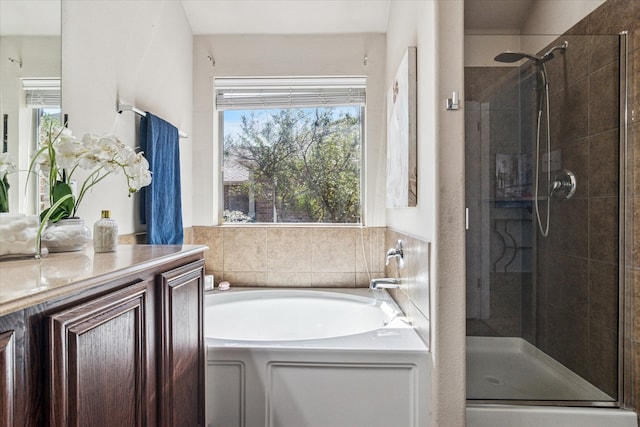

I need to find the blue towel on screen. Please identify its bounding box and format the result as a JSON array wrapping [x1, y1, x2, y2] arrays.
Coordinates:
[[140, 113, 183, 244]]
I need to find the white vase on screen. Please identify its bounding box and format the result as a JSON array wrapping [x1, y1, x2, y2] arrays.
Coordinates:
[[42, 218, 92, 253]]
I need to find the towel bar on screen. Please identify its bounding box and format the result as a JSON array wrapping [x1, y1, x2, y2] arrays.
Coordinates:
[[117, 102, 188, 138]]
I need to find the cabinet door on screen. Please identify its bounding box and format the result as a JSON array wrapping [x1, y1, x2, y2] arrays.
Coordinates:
[[158, 260, 205, 427], [0, 330, 15, 427], [48, 281, 152, 427]]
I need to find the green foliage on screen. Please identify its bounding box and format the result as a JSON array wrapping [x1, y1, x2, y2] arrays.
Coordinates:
[[224, 107, 361, 223], [0, 177, 9, 213], [39, 181, 75, 223], [41, 112, 62, 130]]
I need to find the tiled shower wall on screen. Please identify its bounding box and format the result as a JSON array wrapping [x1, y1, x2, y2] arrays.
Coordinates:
[[599, 0, 640, 414], [539, 0, 638, 406], [530, 19, 629, 399], [191, 226, 386, 287]]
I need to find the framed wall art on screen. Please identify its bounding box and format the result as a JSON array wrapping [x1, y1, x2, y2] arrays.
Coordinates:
[[386, 46, 417, 208]]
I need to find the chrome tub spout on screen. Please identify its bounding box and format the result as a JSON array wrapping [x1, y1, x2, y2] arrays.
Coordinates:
[[369, 278, 401, 290]]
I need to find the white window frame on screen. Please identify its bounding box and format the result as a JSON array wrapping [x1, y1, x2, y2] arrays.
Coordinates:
[[214, 76, 367, 225]]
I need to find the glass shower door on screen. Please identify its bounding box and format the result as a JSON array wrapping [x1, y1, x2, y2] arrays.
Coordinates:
[[465, 32, 625, 404]]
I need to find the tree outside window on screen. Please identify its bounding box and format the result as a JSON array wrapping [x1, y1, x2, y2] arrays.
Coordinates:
[[222, 106, 362, 223]]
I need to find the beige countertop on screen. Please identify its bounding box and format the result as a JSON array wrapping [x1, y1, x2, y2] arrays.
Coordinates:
[[0, 244, 208, 317]]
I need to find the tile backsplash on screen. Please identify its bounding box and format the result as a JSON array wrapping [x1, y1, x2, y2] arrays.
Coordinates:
[[192, 225, 386, 288], [385, 228, 431, 349]]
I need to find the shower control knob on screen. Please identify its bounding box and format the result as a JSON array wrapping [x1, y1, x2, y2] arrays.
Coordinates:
[[552, 169, 577, 199]]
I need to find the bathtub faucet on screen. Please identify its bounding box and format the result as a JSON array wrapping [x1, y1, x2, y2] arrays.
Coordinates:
[[369, 278, 401, 290], [385, 240, 404, 270]]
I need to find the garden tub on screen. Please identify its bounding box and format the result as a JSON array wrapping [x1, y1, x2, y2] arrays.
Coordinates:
[[205, 288, 430, 427]]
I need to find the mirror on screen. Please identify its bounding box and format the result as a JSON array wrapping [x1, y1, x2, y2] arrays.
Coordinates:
[[0, 0, 61, 215]]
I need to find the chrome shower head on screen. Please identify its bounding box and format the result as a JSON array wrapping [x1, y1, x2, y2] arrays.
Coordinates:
[[494, 41, 568, 65], [494, 51, 543, 64]]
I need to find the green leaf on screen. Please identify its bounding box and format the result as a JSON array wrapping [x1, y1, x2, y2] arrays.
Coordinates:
[[35, 193, 74, 258], [40, 181, 75, 223], [0, 177, 9, 213]]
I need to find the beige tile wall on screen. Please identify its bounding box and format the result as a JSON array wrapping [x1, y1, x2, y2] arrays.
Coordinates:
[[384, 228, 431, 349], [191, 225, 386, 288]]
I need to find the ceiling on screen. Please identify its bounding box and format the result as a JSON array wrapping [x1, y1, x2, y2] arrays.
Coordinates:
[[181, 0, 392, 35], [181, 0, 536, 35], [0, 0, 535, 37], [0, 0, 60, 36]]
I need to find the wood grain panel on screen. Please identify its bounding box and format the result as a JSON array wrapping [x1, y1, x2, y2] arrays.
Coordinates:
[[0, 330, 15, 427], [158, 259, 205, 427], [48, 280, 151, 426]]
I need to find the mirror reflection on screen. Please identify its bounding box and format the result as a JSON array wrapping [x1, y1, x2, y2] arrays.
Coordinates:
[[0, 0, 61, 215]]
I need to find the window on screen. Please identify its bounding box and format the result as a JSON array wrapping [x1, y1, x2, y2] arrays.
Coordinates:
[[216, 78, 365, 224], [22, 78, 62, 213], [34, 108, 62, 213]]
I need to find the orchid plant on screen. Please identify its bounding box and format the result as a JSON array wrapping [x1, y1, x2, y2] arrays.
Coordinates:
[[29, 125, 152, 223], [0, 152, 17, 213]]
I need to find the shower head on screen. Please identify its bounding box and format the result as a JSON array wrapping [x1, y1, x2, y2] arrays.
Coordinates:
[[494, 41, 568, 65], [494, 51, 543, 64]]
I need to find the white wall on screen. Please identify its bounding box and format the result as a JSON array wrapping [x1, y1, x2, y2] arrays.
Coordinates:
[[464, 34, 522, 67], [191, 33, 387, 226], [61, 0, 193, 234], [386, 0, 466, 425]]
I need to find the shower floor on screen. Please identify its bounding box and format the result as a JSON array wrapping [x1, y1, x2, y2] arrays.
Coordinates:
[[466, 336, 613, 401]]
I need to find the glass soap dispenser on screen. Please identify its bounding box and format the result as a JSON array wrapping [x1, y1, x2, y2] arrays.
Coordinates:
[[93, 210, 118, 253]]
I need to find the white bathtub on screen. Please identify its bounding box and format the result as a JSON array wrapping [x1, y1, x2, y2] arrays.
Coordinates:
[[205, 288, 430, 427]]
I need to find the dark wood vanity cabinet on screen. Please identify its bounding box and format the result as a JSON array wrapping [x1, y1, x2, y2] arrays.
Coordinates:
[[158, 263, 205, 427], [0, 330, 16, 426], [48, 280, 154, 426], [0, 253, 205, 427], [0, 311, 24, 427]]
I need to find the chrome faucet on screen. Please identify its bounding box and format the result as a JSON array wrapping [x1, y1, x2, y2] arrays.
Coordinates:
[[369, 277, 401, 290], [386, 240, 404, 270]]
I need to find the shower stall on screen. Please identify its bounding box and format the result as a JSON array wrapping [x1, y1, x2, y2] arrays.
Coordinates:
[[465, 28, 630, 408]]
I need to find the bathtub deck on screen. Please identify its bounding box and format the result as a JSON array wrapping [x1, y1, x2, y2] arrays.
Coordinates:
[[466, 336, 612, 401]]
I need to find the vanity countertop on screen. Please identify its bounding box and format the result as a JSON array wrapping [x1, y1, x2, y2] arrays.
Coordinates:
[[0, 244, 208, 317]]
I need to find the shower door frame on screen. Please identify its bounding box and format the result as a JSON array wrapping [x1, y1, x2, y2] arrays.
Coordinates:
[[619, 30, 631, 411]]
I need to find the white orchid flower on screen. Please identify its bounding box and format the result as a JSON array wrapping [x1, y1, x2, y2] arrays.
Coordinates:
[[0, 152, 17, 180], [29, 126, 152, 219]]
